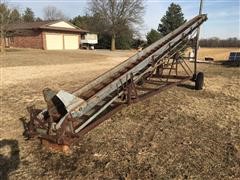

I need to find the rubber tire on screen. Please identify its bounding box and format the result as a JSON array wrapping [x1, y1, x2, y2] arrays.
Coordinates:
[[191, 73, 197, 81], [195, 72, 204, 90]]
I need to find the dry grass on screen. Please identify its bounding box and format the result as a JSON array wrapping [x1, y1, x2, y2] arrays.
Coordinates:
[[1, 48, 135, 67], [1, 49, 136, 86], [197, 48, 240, 61], [0, 48, 239, 179]]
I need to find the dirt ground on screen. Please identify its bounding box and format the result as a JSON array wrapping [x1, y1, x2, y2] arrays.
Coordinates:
[[0, 48, 240, 179]]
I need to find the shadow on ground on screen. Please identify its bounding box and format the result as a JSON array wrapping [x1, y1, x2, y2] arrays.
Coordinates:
[[177, 83, 195, 90], [0, 139, 20, 180], [220, 60, 240, 67]]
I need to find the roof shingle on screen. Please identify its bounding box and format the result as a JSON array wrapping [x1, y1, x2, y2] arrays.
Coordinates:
[[7, 20, 88, 33]]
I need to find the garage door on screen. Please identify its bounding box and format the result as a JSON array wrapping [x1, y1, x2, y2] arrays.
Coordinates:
[[46, 34, 63, 50], [64, 35, 79, 50]]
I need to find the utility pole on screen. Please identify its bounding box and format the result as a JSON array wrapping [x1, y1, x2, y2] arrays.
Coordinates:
[[194, 0, 204, 76]]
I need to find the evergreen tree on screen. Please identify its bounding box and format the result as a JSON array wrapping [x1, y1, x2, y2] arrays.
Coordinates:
[[35, 17, 43, 22], [10, 9, 21, 22], [22, 8, 35, 22], [116, 31, 133, 50], [146, 29, 161, 45], [71, 15, 92, 30], [131, 38, 145, 49], [158, 3, 186, 36], [71, 14, 135, 49]]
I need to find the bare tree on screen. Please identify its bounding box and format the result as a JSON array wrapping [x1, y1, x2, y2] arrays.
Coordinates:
[[43, 6, 67, 21], [0, 1, 22, 53], [89, 0, 144, 51], [200, 37, 240, 48], [0, 2, 12, 53]]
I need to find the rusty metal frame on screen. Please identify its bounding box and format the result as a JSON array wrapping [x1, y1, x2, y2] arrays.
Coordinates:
[[70, 60, 192, 145], [21, 15, 208, 149], [23, 54, 193, 146]]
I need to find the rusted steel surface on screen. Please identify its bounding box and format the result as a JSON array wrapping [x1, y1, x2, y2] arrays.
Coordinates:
[[21, 15, 208, 149]]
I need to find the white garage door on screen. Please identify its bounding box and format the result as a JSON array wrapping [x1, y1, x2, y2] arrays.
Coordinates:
[[46, 34, 63, 50], [64, 35, 79, 50]]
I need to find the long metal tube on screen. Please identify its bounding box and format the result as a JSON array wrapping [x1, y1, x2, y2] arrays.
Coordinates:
[[76, 16, 206, 115], [194, 0, 204, 75], [54, 15, 207, 131], [23, 14, 208, 146]]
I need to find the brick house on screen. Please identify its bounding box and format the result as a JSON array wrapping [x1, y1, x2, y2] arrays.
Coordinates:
[[6, 20, 88, 50]]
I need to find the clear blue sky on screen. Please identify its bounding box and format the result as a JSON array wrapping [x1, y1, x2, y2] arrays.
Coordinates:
[[8, 0, 240, 39]]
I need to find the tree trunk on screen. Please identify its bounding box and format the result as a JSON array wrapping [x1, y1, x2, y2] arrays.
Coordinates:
[[111, 33, 116, 51], [0, 30, 5, 54]]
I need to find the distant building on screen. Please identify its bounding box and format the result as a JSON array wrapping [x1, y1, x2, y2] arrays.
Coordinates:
[[6, 20, 88, 50], [80, 33, 98, 49]]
